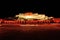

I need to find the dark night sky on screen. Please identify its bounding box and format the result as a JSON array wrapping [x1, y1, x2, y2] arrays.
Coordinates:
[[0, 1, 60, 18]]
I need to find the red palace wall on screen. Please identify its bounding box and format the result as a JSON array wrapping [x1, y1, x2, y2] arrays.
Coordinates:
[[52, 18, 60, 23], [0, 18, 60, 24]]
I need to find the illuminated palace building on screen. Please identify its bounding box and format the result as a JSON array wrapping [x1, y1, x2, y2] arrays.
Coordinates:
[[0, 12, 60, 24]]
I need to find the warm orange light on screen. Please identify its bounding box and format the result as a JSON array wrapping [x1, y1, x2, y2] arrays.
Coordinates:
[[24, 12, 33, 16]]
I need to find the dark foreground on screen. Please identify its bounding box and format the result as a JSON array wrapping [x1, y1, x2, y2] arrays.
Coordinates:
[[0, 24, 60, 40]]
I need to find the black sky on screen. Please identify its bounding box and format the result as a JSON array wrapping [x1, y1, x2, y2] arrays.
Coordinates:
[[0, 1, 60, 18]]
